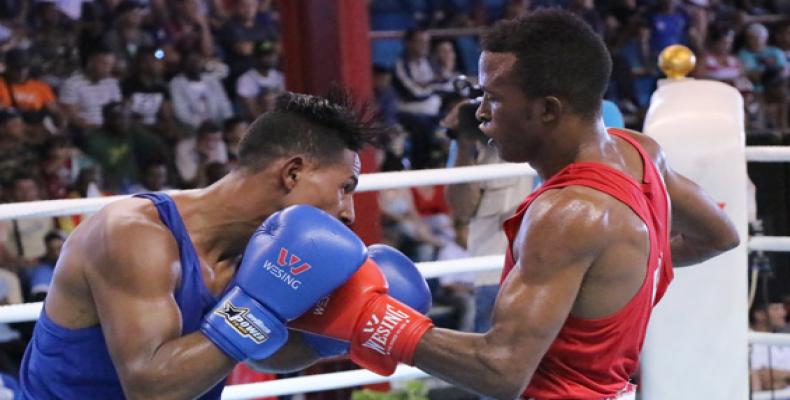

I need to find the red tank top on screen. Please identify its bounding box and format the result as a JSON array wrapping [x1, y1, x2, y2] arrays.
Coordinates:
[[499, 129, 674, 399]]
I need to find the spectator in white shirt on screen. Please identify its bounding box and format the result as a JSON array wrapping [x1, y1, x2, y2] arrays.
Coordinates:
[[235, 41, 285, 119], [169, 50, 233, 130], [59, 45, 121, 129]]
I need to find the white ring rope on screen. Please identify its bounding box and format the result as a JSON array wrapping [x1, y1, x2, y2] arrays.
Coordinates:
[[221, 365, 429, 400], [745, 146, 790, 162], [0, 163, 537, 221], [1, 145, 790, 221], [0, 255, 507, 324]]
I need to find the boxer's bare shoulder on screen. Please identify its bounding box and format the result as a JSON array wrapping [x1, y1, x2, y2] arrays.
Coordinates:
[[45, 198, 181, 330], [611, 128, 740, 266]]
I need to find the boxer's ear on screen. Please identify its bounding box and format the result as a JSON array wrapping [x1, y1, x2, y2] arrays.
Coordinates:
[[281, 156, 306, 191], [541, 96, 563, 124]]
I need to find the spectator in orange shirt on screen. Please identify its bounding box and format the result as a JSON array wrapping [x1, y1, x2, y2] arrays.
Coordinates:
[[0, 48, 65, 133]]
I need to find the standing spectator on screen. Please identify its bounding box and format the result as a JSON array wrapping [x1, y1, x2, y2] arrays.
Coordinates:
[[59, 45, 121, 129], [80, 101, 168, 193], [175, 121, 228, 187], [235, 41, 284, 118], [169, 50, 233, 130], [25, 230, 65, 301], [217, 0, 278, 82], [4, 175, 56, 263], [0, 48, 64, 134], [443, 100, 533, 333], [103, 0, 156, 76]]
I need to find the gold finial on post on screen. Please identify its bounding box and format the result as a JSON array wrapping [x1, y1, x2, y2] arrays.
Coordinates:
[[658, 44, 696, 79]]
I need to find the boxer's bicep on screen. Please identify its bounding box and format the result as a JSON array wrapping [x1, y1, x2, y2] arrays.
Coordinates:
[[489, 191, 604, 375], [89, 221, 182, 387]]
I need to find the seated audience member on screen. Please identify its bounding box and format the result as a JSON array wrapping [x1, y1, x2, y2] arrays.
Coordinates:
[[59, 45, 121, 129], [696, 27, 753, 92], [751, 301, 790, 391], [169, 51, 233, 130], [126, 161, 173, 193], [122, 47, 172, 129], [0, 48, 64, 134], [4, 175, 56, 264], [235, 41, 284, 118], [175, 121, 228, 187], [223, 116, 249, 163], [25, 230, 65, 301], [80, 102, 169, 193]]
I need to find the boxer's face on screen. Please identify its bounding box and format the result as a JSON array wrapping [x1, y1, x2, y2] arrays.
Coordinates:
[[286, 150, 360, 226], [477, 51, 545, 163]]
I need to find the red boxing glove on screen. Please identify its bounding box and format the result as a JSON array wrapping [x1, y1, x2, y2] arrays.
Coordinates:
[[290, 259, 433, 375]]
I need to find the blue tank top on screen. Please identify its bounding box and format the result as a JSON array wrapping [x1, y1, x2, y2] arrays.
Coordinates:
[[19, 192, 226, 399]]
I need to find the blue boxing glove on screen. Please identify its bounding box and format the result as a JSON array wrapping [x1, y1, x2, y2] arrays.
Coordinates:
[[201, 205, 368, 361], [301, 244, 432, 358]]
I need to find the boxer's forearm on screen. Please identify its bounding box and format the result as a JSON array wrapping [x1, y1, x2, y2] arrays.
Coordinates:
[[121, 332, 236, 400], [670, 233, 736, 267], [246, 333, 322, 373], [413, 327, 530, 400]]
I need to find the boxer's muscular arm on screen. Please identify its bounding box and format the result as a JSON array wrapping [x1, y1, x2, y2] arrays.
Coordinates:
[[88, 217, 236, 400], [657, 152, 740, 267], [414, 189, 606, 399]]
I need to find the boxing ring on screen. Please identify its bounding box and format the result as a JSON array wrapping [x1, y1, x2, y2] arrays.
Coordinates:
[[2, 48, 790, 398], [0, 149, 788, 398]]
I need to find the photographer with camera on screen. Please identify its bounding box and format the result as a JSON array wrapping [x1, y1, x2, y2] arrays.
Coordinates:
[[443, 88, 535, 333]]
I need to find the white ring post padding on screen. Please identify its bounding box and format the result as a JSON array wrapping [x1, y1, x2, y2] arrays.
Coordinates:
[[220, 365, 429, 399], [745, 146, 790, 162]]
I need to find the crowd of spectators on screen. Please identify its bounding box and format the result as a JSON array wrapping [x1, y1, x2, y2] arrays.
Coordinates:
[[0, 0, 786, 396]]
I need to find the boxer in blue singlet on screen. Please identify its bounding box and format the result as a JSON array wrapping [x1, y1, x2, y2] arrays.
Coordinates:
[[18, 92, 378, 399]]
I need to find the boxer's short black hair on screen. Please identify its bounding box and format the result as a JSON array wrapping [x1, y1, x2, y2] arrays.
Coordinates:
[[481, 9, 612, 120], [238, 91, 380, 170]]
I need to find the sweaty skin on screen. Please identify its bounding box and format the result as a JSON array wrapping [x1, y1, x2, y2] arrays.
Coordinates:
[[410, 51, 739, 399], [43, 151, 360, 400]]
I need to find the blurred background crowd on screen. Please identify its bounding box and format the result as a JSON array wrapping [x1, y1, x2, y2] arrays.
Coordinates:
[[0, 0, 786, 397]]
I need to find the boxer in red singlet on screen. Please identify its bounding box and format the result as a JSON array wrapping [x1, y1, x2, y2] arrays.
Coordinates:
[[406, 10, 740, 399]]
